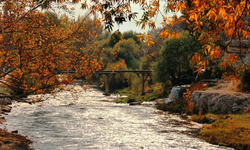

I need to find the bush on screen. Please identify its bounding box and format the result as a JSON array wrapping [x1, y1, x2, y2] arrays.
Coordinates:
[[156, 98, 187, 113], [157, 82, 207, 114], [238, 67, 250, 92]]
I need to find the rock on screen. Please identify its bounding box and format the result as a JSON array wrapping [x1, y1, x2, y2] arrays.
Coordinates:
[[68, 102, 75, 105], [11, 130, 18, 134], [129, 102, 141, 105], [2, 105, 12, 112], [156, 86, 186, 106], [0, 98, 12, 105], [156, 99, 165, 105], [0, 116, 6, 124], [165, 98, 173, 104], [192, 91, 250, 114], [208, 117, 215, 123], [141, 101, 155, 106], [169, 87, 186, 100]]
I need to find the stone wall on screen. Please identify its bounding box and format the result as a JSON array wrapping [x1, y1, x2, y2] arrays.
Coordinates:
[[191, 91, 250, 114]]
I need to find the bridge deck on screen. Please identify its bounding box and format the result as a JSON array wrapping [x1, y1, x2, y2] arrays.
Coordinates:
[[95, 70, 152, 74]]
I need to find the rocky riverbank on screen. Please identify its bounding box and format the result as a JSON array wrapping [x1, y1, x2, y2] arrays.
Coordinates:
[[0, 98, 33, 150], [0, 98, 12, 124], [192, 90, 250, 114], [191, 81, 250, 114]]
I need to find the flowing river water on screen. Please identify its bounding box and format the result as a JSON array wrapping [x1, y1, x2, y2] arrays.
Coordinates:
[[1, 85, 233, 150]]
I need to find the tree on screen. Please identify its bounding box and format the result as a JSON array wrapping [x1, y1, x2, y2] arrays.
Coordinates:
[[122, 30, 141, 45], [114, 38, 141, 70], [153, 0, 250, 80], [2, 0, 247, 100], [0, 0, 103, 101], [155, 32, 202, 86], [58, 0, 250, 80]]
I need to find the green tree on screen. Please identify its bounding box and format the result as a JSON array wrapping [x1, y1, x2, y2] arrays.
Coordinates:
[[122, 30, 141, 45], [114, 38, 141, 70], [108, 30, 123, 47], [155, 32, 202, 86]]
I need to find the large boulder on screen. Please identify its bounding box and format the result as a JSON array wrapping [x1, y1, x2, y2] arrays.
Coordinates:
[[191, 91, 250, 114]]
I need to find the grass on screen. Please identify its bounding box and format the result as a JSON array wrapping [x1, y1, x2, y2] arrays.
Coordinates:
[[114, 84, 164, 104], [0, 85, 12, 96], [114, 93, 158, 103], [156, 98, 188, 114], [115, 88, 134, 96], [192, 113, 250, 150], [208, 82, 218, 87], [214, 85, 227, 89]]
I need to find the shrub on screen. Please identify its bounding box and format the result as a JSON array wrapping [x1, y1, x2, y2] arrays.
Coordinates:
[[171, 82, 207, 114], [156, 98, 187, 113], [238, 67, 250, 92]]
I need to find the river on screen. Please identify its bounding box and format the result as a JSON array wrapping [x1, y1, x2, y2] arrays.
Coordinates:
[[0, 85, 233, 150]]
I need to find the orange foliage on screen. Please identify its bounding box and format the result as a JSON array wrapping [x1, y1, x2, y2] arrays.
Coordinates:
[[183, 82, 208, 114], [1, 0, 248, 99], [155, 0, 250, 79], [0, 0, 104, 100], [29, 0, 250, 81], [85, 0, 250, 80]]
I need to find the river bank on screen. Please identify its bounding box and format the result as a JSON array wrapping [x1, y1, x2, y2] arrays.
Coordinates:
[[0, 98, 33, 150]]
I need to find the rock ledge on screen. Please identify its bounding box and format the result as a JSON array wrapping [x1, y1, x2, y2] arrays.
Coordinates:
[[191, 91, 250, 114]]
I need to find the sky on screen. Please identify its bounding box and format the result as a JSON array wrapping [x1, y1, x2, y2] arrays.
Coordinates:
[[60, 2, 171, 33]]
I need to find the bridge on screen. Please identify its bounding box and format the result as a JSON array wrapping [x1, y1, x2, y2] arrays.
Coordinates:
[[58, 70, 152, 96], [95, 70, 152, 96]]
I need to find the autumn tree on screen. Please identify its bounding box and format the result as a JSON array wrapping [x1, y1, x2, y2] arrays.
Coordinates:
[[0, 0, 104, 101], [156, 0, 250, 80], [1, 0, 248, 100], [62, 0, 250, 80]]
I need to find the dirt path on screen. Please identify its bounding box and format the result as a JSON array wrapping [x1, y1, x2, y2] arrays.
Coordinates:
[[206, 80, 250, 96]]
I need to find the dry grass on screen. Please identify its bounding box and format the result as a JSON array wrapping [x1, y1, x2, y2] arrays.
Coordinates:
[[196, 113, 250, 150]]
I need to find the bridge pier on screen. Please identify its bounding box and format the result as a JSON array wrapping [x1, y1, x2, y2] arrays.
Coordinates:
[[136, 73, 150, 95], [103, 73, 116, 96]]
